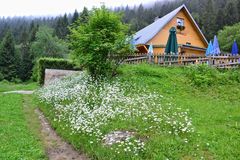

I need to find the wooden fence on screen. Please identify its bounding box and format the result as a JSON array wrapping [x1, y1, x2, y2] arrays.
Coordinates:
[[124, 53, 240, 69]]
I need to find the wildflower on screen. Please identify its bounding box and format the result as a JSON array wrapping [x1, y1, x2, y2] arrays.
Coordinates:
[[36, 71, 194, 155]]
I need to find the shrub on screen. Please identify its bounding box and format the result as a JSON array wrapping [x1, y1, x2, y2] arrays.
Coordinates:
[[185, 65, 220, 87], [34, 57, 79, 85], [185, 65, 240, 87], [230, 69, 240, 83], [69, 6, 133, 78]]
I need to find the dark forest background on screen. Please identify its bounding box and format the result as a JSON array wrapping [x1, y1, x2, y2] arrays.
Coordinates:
[[0, 0, 239, 43], [0, 0, 240, 82]]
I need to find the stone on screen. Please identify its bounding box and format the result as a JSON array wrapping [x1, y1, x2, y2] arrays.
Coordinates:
[[102, 131, 135, 146]]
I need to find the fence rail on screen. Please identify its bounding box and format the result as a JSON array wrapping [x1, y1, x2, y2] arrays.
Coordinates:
[[124, 53, 240, 68]]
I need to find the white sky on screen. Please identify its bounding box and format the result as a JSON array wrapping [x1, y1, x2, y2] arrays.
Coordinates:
[[0, 0, 155, 17]]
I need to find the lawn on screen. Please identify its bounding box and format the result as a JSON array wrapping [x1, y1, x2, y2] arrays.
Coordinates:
[[37, 64, 240, 160], [0, 81, 38, 92], [0, 93, 46, 159]]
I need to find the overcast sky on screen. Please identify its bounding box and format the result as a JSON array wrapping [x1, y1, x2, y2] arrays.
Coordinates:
[[0, 0, 156, 17]]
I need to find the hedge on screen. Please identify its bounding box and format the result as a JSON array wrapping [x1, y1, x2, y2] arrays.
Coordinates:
[[35, 57, 79, 85]]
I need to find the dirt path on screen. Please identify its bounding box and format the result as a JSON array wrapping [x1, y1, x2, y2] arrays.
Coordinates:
[[35, 109, 89, 160], [3, 90, 34, 94]]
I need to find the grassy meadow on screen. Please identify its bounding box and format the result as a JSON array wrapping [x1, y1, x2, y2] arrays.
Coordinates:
[[36, 64, 240, 160], [0, 81, 38, 92], [0, 92, 46, 159]]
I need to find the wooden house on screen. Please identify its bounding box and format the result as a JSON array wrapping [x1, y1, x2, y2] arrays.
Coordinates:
[[133, 4, 208, 56]]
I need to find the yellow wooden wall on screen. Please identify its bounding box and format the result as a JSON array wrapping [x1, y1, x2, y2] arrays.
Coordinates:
[[181, 48, 205, 56], [148, 9, 207, 55], [153, 47, 204, 55]]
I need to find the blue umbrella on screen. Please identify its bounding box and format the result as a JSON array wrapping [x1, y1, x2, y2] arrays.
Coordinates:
[[212, 35, 221, 55], [130, 37, 137, 50], [148, 43, 154, 56], [148, 43, 154, 63], [231, 40, 239, 56], [206, 41, 213, 56]]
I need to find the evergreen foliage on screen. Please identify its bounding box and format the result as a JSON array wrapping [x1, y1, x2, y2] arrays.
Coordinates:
[[79, 7, 89, 24], [0, 31, 17, 81], [1, 0, 240, 43], [18, 27, 34, 81], [55, 13, 69, 39], [71, 10, 79, 23]]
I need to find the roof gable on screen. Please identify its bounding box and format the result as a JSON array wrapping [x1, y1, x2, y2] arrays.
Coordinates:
[[133, 4, 208, 46]]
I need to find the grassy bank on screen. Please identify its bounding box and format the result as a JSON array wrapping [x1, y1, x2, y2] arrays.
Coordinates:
[[0, 81, 38, 92], [37, 64, 240, 159], [119, 64, 240, 159], [0, 93, 46, 159]]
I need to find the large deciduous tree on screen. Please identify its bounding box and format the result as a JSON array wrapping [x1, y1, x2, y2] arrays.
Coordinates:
[[31, 26, 69, 59], [69, 6, 132, 78], [218, 23, 240, 52]]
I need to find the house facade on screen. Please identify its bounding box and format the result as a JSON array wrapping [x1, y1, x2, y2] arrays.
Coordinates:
[[133, 4, 208, 56]]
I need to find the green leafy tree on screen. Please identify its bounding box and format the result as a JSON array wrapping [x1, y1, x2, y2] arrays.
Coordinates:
[[0, 31, 17, 81], [69, 6, 132, 77], [218, 23, 240, 52], [31, 26, 69, 59]]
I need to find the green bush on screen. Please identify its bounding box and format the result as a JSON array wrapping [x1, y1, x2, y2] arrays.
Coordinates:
[[34, 57, 79, 85], [185, 65, 218, 87], [185, 65, 240, 87]]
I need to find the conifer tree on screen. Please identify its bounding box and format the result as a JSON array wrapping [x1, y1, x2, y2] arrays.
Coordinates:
[[19, 28, 33, 81], [224, 2, 238, 26], [238, 1, 240, 21], [202, 0, 216, 40], [72, 9, 79, 23], [79, 7, 89, 24], [29, 21, 39, 42], [55, 13, 69, 39], [0, 31, 17, 81]]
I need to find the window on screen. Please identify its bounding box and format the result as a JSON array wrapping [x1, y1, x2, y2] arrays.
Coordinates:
[[177, 18, 184, 27]]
